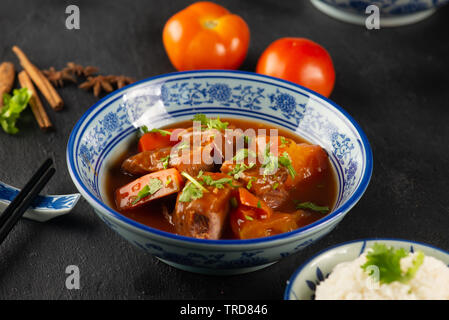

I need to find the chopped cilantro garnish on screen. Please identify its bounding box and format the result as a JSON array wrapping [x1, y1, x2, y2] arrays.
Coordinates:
[[193, 113, 228, 131], [247, 177, 256, 190], [178, 172, 208, 202], [279, 152, 296, 179], [272, 182, 279, 190], [245, 215, 254, 221], [257, 201, 261, 209], [201, 175, 233, 189], [139, 126, 171, 136], [178, 182, 204, 202], [181, 172, 208, 193], [132, 178, 163, 205], [232, 149, 257, 163], [261, 145, 278, 176], [228, 163, 255, 179], [261, 145, 296, 178], [175, 141, 190, 150], [160, 155, 170, 169], [140, 125, 149, 134], [295, 201, 329, 214], [361, 243, 425, 284], [279, 136, 289, 148], [165, 176, 172, 187], [149, 128, 172, 136]]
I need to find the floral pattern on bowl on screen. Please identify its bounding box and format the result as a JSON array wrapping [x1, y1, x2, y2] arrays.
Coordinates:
[[0, 181, 80, 222], [67, 70, 373, 275]]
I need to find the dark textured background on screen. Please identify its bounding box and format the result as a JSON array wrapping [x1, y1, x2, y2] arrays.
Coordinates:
[[0, 0, 448, 299]]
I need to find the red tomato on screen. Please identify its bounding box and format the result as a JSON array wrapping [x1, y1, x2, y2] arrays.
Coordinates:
[[256, 38, 335, 97], [162, 1, 250, 71]]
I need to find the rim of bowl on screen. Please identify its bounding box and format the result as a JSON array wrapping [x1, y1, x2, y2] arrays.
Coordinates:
[[66, 69, 373, 246], [283, 237, 449, 300]]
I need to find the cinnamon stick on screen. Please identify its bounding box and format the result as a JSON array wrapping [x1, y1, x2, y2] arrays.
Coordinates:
[[18, 71, 52, 131], [0, 62, 15, 109], [12, 46, 63, 111]]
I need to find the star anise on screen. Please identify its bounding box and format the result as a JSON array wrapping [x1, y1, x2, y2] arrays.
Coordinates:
[[107, 75, 136, 89], [79, 75, 114, 97], [42, 67, 77, 87], [66, 62, 99, 77]]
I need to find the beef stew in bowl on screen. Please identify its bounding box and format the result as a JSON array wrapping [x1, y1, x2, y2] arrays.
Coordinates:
[[106, 115, 337, 240]]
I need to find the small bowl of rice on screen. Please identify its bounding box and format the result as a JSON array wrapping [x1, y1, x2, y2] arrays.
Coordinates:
[[284, 239, 449, 300]]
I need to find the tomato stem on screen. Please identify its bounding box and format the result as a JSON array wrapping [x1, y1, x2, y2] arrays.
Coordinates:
[[203, 20, 218, 29]]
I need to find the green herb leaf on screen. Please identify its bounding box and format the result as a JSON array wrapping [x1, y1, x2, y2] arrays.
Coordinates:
[[228, 162, 255, 179], [246, 177, 256, 190], [232, 148, 257, 163], [175, 141, 190, 150], [272, 182, 279, 190], [201, 175, 234, 189], [0, 88, 32, 134], [193, 113, 228, 131], [257, 201, 261, 209], [280, 136, 289, 148], [140, 125, 149, 134], [179, 172, 208, 202], [402, 251, 425, 283], [295, 201, 329, 214], [132, 178, 163, 205], [165, 176, 172, 187], [178, 182, 204, 202], [279, 152, 296, 178], [149, 128, 172, 136], [181, 171, 208, 193], [361, 243, 425, 284], [261, 145, 278, 176], [160, 155, 170, 169], [245, 215, 254, 221]]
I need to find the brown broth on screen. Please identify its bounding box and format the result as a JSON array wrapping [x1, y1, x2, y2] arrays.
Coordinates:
[[105, 118, 337, 238]]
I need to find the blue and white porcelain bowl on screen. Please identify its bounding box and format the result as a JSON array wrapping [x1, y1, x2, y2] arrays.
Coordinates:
[[284, 238, 449, 300], [311, 0, 449, 27], [66, 70, 373, 275]]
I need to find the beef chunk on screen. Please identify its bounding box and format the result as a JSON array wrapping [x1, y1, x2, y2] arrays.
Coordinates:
[[121, 147, 171, 176], [221, 161, 290, 209], [172, 172, 235, 239], [221, 139, 328, 210]]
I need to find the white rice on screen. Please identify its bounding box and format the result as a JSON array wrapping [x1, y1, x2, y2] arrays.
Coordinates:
[[315, 252, 449, 300]]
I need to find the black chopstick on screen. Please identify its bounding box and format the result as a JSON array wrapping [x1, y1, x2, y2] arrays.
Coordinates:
[[0, 158, 53, 227], [0, 159, 55, 245]]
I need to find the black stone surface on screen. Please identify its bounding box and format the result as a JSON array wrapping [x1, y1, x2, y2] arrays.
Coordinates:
[[0, 0, 448, 299]]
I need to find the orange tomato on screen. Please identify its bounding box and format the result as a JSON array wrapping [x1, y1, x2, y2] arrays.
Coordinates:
[[163, 1, 250, 71], [256, 38, 335, 97]]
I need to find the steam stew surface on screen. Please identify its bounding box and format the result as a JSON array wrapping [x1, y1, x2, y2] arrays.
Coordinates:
[[106, 116, 337, 240]]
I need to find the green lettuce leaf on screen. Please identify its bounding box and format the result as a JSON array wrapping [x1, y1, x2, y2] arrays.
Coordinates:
[[1, 88, 32, 134]]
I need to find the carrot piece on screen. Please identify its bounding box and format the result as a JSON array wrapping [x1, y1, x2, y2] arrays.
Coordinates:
[[232, 212, 298, 240], [236, 188, 272, 218], [115, 168, 184, 210], [137, 128, 181, 152], [282, 143, 328, 187]]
